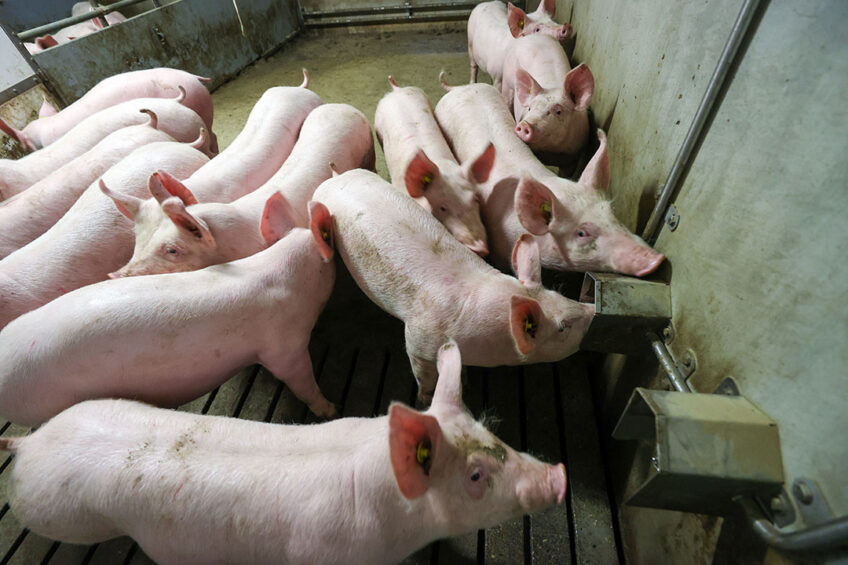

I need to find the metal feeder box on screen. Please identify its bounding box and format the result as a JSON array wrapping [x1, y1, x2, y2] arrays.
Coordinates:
[[579, 272, 671, 355], [613, 388, 784, 516]]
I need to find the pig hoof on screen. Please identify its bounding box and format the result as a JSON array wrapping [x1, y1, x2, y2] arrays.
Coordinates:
[[311, 401, 338, 421]]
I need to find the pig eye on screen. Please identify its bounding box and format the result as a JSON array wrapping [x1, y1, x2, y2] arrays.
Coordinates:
[[166, 247, 178, 254], [577, 230, 587, 237], [439, 205, 447, 213], [471, 471, 481, 482], [558, 320, 570, 333]]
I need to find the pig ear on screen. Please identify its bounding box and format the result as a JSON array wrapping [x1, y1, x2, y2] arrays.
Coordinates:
[[308, 201, 334, 262], [562, 64, 594, 111], [161, 199, 216, 248], [515, 175, 559, 235], [515, 69, 543, 108], [432, 340, 463, 408], [511, 234, 542, 287], [463, 142, 496, 184], [99, 179, 143, 221], [388, 403, 444, 499], [260, 192, 297, 246], [404, 150, 439, 198], [35, 34, 58, 49], [538, 0, 556, 17], [39, 98, 58, 118], [578, 129, 610, 192], [507, 4, 528, 38], [509, 295, 544, 356], [148, 170, 199, 206]]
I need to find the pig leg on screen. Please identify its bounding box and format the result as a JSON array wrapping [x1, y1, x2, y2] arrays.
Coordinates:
[[404, 325, 440, 404], [408, 352, 439, 405], [261, 350, 337, 419]]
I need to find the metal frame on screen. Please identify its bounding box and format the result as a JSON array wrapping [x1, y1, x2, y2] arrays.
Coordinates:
[[17, 0, 158, 41]]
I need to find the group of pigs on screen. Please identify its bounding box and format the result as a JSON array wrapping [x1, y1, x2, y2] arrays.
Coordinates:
[[0, 4, 663, 563]]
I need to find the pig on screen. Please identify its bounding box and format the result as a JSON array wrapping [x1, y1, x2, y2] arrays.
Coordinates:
[[505, 0, 572, 41], [139, 77, 323, 207], [501, 34, 593, 156], [111, 103, 373, 277], [0, 140, 209, 329], [24, 35, 59, 54], [0, 111, 178, 258], [375, 76, 494, 256], [0, 341, 567, 565], [0, 67, 216, 152], [467, 1, 572, 86], [314, 169, 594, 400], [0, 95, 210, 201], [0, 201, 336, 425], [434, 82, 665, 276]]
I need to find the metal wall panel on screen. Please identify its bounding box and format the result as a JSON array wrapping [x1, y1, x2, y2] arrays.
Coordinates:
[[30, 0, 300, 101], [568, 0, 847, 561], [0, 0, 76, 32], [0, 29, 34, 92]]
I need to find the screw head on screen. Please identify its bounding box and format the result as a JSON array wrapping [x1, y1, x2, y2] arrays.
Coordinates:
[[769, 496, 785, 513], [793, 481, 814, 505]]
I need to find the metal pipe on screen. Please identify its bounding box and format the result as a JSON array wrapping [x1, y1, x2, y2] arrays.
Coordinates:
[[646, 332, 692, 393], [18, 0, 152, 41], [641, 0, 762, 244], [736, 497, 848, 552], [305, 12, 470, 27], [303, 2, 478, 19]]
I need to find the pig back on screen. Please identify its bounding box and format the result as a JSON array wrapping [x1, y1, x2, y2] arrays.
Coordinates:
[[314, 170, 487, 321]]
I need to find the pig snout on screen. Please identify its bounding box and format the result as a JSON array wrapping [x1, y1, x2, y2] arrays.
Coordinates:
[[516, 461, 568, 512], [515, 122, 534, 143], [554, 24, 572, 41], [610, 244, 665, 277]]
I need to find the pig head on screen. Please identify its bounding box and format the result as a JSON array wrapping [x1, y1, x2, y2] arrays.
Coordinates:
[[513, 130, 665, 275]]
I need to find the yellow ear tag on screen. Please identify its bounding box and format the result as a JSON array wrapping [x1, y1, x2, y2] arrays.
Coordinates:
[[524, 317, 537, 338], [540, 201, 552, 223], [519, 18, 524, 28], [321, 229, 329, 242], [416, 442, 430, 465], [421, 174, 432, 186]]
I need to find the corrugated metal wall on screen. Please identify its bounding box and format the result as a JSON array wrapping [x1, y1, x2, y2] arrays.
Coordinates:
[[561, 0, 848, 562]]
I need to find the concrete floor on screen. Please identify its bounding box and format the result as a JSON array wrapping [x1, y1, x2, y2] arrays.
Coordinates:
[[211, 27, 476, 180]]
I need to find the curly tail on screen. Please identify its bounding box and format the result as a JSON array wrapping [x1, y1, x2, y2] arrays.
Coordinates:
[[0, 437, 21, 453]]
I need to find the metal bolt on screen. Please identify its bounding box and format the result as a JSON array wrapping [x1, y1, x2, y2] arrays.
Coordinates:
[[769, 496, 785, 513], [662, 325, 674, 343], [650, 456, 660, 470], [793, 481, 815, 505]]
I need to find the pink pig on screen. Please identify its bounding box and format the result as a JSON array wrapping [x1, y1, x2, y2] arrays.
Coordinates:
[[314, 169, 593, 401], [0, 341, 566, 564], [0, 95, 209, 201], [501, 34, 593, 156], [141, 74, 322, 207], [0, 202, 336, 425], [467, 1, 572, 88], [0, 140, 209, 329], [435, 82, 665, 276], [375, 76, 494, 256], [0, 111, 177, 258], [110, 103, 374, 277], [0, 67, 216, 152]]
